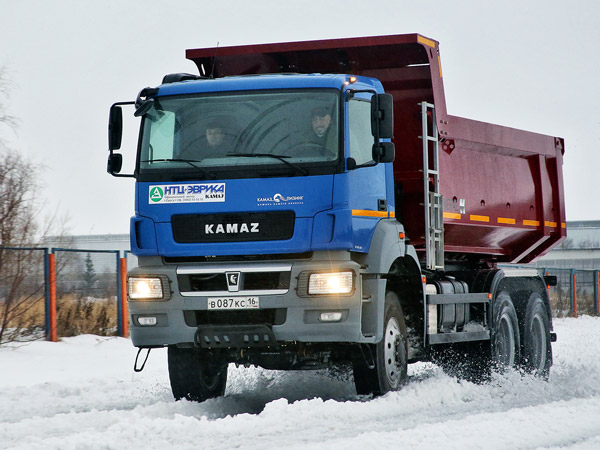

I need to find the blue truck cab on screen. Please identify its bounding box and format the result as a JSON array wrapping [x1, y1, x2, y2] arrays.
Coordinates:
[[109, 71, 414, 399]]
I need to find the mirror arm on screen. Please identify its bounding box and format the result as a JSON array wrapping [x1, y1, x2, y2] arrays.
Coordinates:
[[347, 158, 378, 170]]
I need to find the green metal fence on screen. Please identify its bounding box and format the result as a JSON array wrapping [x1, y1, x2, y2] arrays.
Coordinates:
[[0, 246, 131, 343], [541, 267, 600, 317]]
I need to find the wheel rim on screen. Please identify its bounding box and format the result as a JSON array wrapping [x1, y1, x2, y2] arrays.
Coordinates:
[[384, 317, 405, 387], [530, 312, 547, 373], [495, 312, 516, 367]]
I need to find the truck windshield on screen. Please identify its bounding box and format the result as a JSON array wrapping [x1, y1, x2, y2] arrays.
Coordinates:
[[137, 89, 340, 181]]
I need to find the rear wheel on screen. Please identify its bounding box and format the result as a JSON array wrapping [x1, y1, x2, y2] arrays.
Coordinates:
[[353, 291, 408, 396], [520, 294, 552, 378], [168, 346, 228, 402], [491, 291, 521, 373], [434, 291, 520, 382]]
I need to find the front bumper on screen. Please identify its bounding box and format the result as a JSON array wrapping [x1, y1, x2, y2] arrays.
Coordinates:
[[127, 253, 377, 347]]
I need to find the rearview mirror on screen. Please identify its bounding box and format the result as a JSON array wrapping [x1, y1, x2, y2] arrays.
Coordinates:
[[107, 101, 136, 178], [371, 93, 394, 139], [372, 142, 395, 163], [107, 153, 123, 174], [108, 105, 123, 151]]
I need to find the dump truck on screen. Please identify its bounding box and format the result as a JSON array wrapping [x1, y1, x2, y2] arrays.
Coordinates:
[[107, 34, 565, 401]]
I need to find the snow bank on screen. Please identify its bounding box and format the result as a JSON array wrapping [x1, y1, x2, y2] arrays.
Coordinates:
[[1, 317, 599, 450]]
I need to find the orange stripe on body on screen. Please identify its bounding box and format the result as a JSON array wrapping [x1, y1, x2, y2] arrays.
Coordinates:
[[352, 209, 393, 218], [417, 35, 436, 48], [470, 215, 490, 222], [443, 212, 461, 220], [497, 217, 516, 224]]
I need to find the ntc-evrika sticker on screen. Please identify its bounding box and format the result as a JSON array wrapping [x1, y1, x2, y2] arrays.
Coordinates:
[[149, 183, 225, 204]]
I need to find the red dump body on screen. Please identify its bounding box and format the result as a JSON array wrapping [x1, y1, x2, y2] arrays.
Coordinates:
[[186, 34, 566, 264]]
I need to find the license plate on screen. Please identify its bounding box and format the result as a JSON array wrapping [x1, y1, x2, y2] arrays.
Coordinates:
[[207, 296, 260, 310]]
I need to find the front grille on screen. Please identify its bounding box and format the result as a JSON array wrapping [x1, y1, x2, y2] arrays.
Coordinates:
[[183, 308, 287, 327], [244, 272, 291, 290], [178, 271, 291, 293]]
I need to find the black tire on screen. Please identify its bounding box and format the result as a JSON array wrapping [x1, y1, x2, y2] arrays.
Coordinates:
[[433, 291, 520, 382], [491, 291, 521, 373], [520, 294, 552, 378], [431, 341, 489, 383], [167, 346, 228, 402], [353, 291, 408, 396]]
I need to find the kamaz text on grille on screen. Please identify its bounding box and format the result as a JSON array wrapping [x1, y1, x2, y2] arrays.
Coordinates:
[[205, 223, 259, 234]]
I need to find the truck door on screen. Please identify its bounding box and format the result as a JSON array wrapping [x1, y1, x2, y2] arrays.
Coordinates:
[[347, 94, 389, 252]]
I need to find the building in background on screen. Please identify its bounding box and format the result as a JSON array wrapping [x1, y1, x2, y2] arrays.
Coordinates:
[[535, 221, 600, 270]]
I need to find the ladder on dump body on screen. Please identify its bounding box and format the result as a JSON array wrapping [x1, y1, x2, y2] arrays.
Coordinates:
[[420, 102, 444, 271]]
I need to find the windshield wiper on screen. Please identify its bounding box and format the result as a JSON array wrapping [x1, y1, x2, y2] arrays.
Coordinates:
[[227, 153, 308, 176], [141, 159, 216, 180]]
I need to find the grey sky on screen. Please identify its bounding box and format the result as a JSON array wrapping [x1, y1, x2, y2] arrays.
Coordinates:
[[0, 0, 598, 234]]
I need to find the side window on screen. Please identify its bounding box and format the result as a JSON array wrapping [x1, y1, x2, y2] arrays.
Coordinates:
[[148, 111, 177, 160], [348, 99, 373, 165]]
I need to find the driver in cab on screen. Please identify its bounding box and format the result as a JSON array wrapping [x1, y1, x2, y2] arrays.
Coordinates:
[[298, 106, 336, 158]]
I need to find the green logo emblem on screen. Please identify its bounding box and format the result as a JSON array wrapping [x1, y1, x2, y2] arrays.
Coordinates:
[[150, 186, 164, 202]]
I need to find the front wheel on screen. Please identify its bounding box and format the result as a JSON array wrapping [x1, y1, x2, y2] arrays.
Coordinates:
[[167, 346, 228, 402], [353, 291, 408, 396]]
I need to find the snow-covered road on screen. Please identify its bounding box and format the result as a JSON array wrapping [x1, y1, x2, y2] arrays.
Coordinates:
[[1, 317, 599, 450]]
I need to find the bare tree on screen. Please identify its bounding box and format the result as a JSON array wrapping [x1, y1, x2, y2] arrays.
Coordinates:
[[0, 66, 16, 145], [0, 68, 68, 343], [577, 238, 600, 249], [558, 238, 574, 249], [0, 150, 47, 343]]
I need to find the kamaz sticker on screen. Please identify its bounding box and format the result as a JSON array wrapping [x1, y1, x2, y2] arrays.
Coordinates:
[[257, 192, 304, 206], [149, 183, 225, 204]]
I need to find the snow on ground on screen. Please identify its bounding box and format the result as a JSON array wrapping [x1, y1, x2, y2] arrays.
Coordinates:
[[1, 317, 599, 450]]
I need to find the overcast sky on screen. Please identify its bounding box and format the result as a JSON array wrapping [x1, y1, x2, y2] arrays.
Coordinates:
[[0, 0, 598, 235]]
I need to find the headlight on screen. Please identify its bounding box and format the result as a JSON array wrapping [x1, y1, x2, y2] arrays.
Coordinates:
[[128, 277, 164, 300], [308, 271, 353, 295]]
